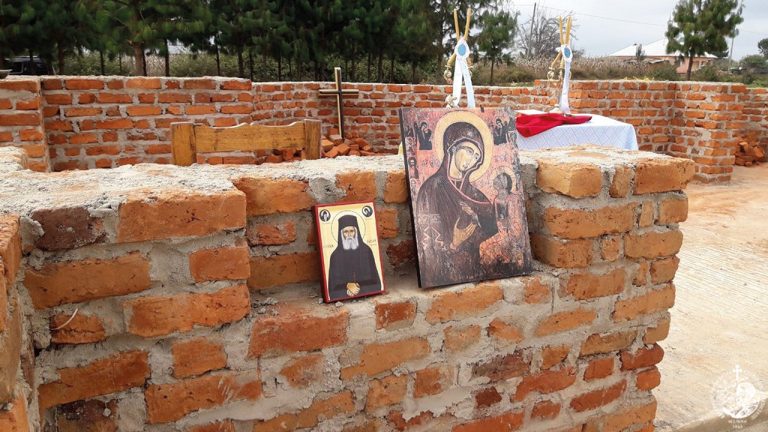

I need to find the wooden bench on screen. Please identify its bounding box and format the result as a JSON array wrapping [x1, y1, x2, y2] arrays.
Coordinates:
[[170, 119, 322, 166]]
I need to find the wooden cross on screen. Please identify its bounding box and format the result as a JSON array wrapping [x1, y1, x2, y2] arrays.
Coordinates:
[[319, 67, 359, 140]]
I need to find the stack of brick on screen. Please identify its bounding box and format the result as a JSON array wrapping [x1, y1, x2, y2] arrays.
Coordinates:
[[0, 144, 693, 431]]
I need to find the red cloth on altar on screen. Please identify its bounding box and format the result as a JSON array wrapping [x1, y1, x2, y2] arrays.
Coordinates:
[[516, 113, 593, 137]]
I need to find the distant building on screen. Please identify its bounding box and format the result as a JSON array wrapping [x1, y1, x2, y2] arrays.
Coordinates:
[[609, 39, 718, 74]]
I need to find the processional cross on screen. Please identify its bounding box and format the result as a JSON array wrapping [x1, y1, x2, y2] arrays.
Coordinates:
[[547, 15, 574, 114], [319, 67, 359, 140]]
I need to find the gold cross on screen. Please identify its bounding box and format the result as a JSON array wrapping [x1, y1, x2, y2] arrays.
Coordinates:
[[319, 67, 359, 140]]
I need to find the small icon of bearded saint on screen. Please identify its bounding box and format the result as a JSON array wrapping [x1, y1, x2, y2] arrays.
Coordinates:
[[327, 215, 382, 299]]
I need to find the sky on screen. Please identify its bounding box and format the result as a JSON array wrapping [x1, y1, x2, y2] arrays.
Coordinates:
[[509, 0, 767, 59]]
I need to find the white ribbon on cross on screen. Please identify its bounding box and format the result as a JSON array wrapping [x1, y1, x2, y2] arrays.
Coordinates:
[[558, 44, 573, 114], [450, 38, 475, 109]]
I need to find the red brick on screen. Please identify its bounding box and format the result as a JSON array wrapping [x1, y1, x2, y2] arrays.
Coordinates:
[[452, 411, 524, 432], [187, 421, 236, 432], [636, 366, 661, 390], [0, 113, 39, 126], [50, 313, 106, 344], [600, 235, 622, 261], [172, 338, 227, 378], [248, 252, 320, 289], [514, 366, 577, 401], [614, 284, 675, 321], [535, 308, 596, 336], [0, 79, 39, 92], [189, 243, 250, 282], [25, 252, 150, 309], [96, 92, 132, 103], [544, 204, 636, 239], [341, 336, 430, 379], [531, 400, 561, 420], [64, 107, 102, 117], [246, 222, 297, 246], [0, 216, 21, 288], [366, 374, 407, 410], [15, 98, 40, 110], [65, 78, 104, 90], [0, 394, 31, 432], [125, 77, 161, 89], [249, 306, 348, 358], [644, 317, 671, 344], [620, 344, 664, 370], [0, 294, 21, 402], [279, 353, 325, 388], [159, 93, 192, 103], [530, 234, 592, 268], [444, 324, 481, 352], [523, 276, 552, 304], [565, 268, 626, 300], [85, 145, 120, 156], [426, 282, 502, 323], [127, 284, 249, 337], [475, 387, 502, 408], [601, 401, 657, 432], [383, 171, 408, 203], [55, 399, 118, 432], [38, 351, 149, 413], [624, 230, 683, 259], [634, 158, 695, 194], [581, 330, 637, 356], [117, 189, 246, 242], [233, 177, 315, 216], [472, 351, 530, 382], [221, 79, 252, 90], [650, 256, 680, 284], [414, 365, 451, 398], [183, 79, 217, 89], [252, 391, 354, 432], [570, 380, 627, 412], [336, 171, 377, 201], [376, 207, 399, 239], [536, 161, 602, 198], [375, 300, 416, 330], [584, 357, 615, 381], [658, 195, 688, 224], [488, 318, 523, 344], [126, 105, 162, 116], [386, 239, 416, 268], [541, 344, 570, 369], [145, 371, 262, 423]]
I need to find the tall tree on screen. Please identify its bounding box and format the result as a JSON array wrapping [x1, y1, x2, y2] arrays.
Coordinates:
[[395, 0, 438, 83], [517, 9, 565, 59], [666, 0, 743, 80], [477, 7, 518, 85], [759, 38, 768, 58], [0, 1, 36, 69]]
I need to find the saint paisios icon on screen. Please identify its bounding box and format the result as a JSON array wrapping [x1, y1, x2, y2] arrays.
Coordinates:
[[711, 365, 766, 429]]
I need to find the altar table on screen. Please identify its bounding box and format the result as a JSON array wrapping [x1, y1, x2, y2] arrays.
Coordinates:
[[515, 111, 638, 151]]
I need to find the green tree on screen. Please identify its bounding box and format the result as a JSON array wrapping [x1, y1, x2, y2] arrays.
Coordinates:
[[666, 0, 743, 80], [0, 1, 36, 68], [477, 8, 518, 85], [759, 38, 768, 58], [395, 0, 438, 83], [740, 54, 767, 72]]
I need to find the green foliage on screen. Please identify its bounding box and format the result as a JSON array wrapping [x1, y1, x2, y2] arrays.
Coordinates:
[[666, 0, 743, 80], [477, 7, 518, 85], [740, 54, 767, 72], [759, 38, 768, 58]]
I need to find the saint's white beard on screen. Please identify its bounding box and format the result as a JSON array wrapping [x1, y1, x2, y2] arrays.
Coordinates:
[[342, 235, 359, 250]]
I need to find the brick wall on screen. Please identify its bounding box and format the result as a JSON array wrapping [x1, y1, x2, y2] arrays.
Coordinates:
[[0, 145, 693, 431], [0, 80, 48, 172], [0, 75, 762, 181]]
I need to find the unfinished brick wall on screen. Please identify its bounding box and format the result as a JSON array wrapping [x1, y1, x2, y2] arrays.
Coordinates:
[[0, 144, 693, 431], [1, 75, 758, 179], [0, 80, 49, 172]]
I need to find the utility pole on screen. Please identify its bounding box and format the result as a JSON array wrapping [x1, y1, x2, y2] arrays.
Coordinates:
[[729, 0, 742, 62], [528, 2, 537, 58]]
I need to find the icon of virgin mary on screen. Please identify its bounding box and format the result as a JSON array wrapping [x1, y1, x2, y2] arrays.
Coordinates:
[[415, 121, 499, 287]]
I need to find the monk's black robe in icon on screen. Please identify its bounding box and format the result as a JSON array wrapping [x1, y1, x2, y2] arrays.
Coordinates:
[[327, 215, 381, 300]]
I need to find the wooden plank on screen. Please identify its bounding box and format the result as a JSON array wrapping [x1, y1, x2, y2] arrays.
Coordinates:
[[304, 119, 322, 160], [171, 122, 196, 166], [193, 122, 306, 153]]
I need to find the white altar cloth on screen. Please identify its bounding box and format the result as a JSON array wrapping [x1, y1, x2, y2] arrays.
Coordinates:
[[515, 111, 638, 151]]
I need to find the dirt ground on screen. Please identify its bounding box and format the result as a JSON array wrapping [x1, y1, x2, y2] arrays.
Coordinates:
[[655, 165, 768, 431]]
